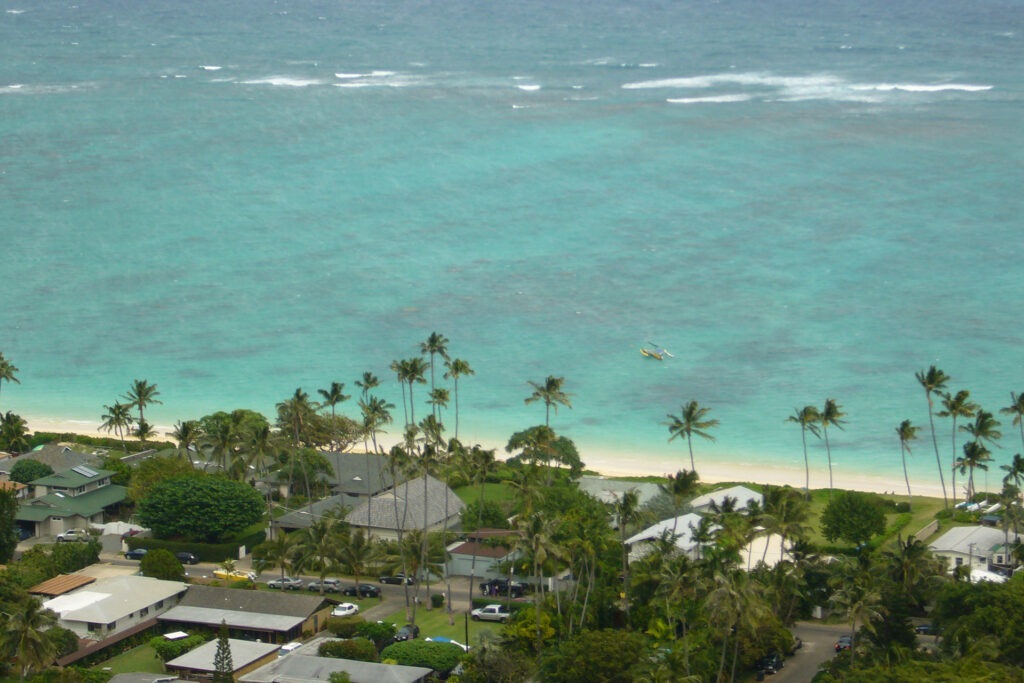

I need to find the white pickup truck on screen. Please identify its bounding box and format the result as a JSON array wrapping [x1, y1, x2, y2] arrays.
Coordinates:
[[470, 604, 511, 623]]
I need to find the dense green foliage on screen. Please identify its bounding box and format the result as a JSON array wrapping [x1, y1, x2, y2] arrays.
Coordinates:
[[136, 476, 264, 542], [45, 627, 79, 658], [325, 616, 365, 638], [354, 621, 396, 648], [139, 549, 185, 581], [538, 629, 647, 683], [125, 529, 266, 563], [820, 491, 887, 546], [149, 634, 206, 662], [0, 487, 19, 563], [380, 640, 464, 673], [10, 459, 54, 484], [318, 638, 377, 662]]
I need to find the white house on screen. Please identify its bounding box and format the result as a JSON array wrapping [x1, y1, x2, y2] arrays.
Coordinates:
[[43, 575, 188, 640], [689, 486, 763, 514], [928, 525, 1017, 572], [625, 513, 707, 561]]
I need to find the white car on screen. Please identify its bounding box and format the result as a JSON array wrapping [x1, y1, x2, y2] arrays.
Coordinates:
[[470, 604, 511, 623], [331, 602, 360, 618]]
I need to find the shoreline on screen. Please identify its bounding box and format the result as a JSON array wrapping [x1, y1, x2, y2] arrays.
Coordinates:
[[23, 414, 945, 498]]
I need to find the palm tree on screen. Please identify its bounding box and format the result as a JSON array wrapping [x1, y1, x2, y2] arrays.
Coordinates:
[[0, 353, 20, 413], [359, 395, 394, 536], [253, 531, 300, 578], [525, 375, 573, 427], [1001, 453, 1024, 493], [1000, 392, 1024, 452], [335, 528, 379, 594], [939, 390, 978, 507], [122, 379, 162, 425], [203, 418, 239, 476], [515, 511, 563, 651], [293, 518, 342, 594], [318, 381, 350, 450], [896, 420, 919, 509], [1, 598, 56, 680], [829, 563, 884, 669], [882, 535, 941, 610], [958, 441, 991, 502], [915, 365, 951, 509], [820, 399, 846, 498], [355, 372, 379, 401], [444, 358, 474, 440], [613, 489, 644, 629], [760, 486, 810, 565], [170, 420, 201, 467], [659, 469, 699, 539], [787, 406, 821, 495], [277, 388, 317, 503], [99, 402, 134, 451], [420, 332, 450, 419], [960, 410, 1002, 498], [395, 358, 429, 426], [0, 411, 30, 453], [134, 419, 156, 443], [665, 401, 719, 472]]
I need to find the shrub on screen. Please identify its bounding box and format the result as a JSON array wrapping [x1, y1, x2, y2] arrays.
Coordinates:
[[136, 477, 264, 542], [9, 459, 54, 484], [150, 634, 206, 661], [46, 626, 80, 657], [379, 640, 464, 674], [894, 502, 911, 513], [318, 638, 378, 662], [355, 621, 396, 649], [430, 593, 444, 608], [139, 549, 185, 581], [326, 615, 365, 638]]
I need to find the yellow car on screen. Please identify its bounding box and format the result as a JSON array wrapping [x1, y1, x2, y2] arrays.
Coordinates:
[[213, 569, 256, 582]]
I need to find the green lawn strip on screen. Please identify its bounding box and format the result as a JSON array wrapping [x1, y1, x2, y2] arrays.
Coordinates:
[[380, 606, 501, 645], [92, 643, 166, 675], [453, 482, 517, 507]]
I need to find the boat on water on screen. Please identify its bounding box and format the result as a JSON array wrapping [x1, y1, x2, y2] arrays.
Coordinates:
[[640, 348, 664, 360]]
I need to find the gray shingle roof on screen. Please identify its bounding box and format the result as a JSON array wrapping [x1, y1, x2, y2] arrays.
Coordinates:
[[275, 495, 349, 530], [320, 452, 397, 496], [240, 654, 432, 683], [177, 585, 326, 618], [346, 474, 464, 531], [168, 638, 280, 672]]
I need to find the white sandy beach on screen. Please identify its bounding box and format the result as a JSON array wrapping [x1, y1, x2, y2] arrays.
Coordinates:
[[24, 414, 947, 498]]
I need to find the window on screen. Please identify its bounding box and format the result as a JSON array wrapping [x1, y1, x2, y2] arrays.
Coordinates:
[[139, 607, 149, 617], [87, 623, 101, 632], [955, 557, 963, 566], [156, 600, 164, 609]]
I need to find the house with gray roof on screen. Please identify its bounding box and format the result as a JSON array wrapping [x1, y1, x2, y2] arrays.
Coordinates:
[[345, 474, 465, 540], [167, 638, 281, 681], [240, 653, 432, 683], [7, 443, 99, 468], [265, 452, 400, 504], [159, 585, 333, 643], [929, 525, 1018, 572], [16, 465, 127, 537], [274, 495, 350, 534], [578, 476, 662, 507], [42, 575, 187, 640]]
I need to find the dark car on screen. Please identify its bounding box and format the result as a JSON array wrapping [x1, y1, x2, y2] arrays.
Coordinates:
[[756, 653, 783, 674], [835, 635, 852, 652], [343, 583, 382, 598], [479, 578, 525, 597], [175, 552, 200, 565], [379, 574, 414, 585], [915, 623, 941, 636], [125, 548, 148, 560], [394, 624, 420, 642]]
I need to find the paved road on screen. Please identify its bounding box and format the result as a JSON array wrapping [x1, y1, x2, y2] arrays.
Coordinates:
[[769, 623, 848, 683]]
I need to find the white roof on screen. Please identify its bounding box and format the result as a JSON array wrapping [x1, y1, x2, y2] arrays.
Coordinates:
[[625, 513, 704, 549], [929, 525, 1015, 555], [970, 568, 1008, 584], [168, 638, 280, 672], [690, 486, 762, 511], [43, 575, 187, 624]]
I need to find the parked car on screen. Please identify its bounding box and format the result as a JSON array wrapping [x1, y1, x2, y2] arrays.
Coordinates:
[[394, 624, 420, 642], [379, 574, 414, 585], [214, 569, 256, 582], [915, 623, 941, 636], [331, 602, 359, 618], [57, 528, 91, 543], [16, 526, 32, 541], [835, 635, 852, 652], [308, 578, 341, 593], [175, 552, 200, 565], [267, 576, 304, 590], [470, 604, 511, 623], [479, 578, 525, 597], [756, 653, 783, 674], [125, 548, 148, 560], [343, 583, 381, 598]]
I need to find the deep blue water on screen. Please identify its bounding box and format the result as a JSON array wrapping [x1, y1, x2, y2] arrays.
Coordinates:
[[2, 0, 1023, 486]]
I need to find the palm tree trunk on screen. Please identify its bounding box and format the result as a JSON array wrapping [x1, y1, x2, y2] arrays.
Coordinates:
[[687, 434, 696, 472], [717, 632, 729, 683], [951, 417, 959, 508], [823, 425, 834, 499], [902, 446, 913, 510], [801, 427, 810, 494], [927, 397, 949, 509]]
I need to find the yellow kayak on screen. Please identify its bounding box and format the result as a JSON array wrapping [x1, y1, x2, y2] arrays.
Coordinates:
[[640, 348, 663, 360]]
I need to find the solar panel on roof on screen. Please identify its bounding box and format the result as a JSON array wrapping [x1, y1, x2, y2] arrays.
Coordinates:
[[71, 465, 98, 477]]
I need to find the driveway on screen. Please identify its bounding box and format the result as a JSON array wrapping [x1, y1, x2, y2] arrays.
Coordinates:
[[770, 622, 849, 683]]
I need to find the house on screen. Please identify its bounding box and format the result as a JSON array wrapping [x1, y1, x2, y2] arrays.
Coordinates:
[[16, 465, 128, 537], [928, 525, 1018, 572], [29, 574, 96, 597], [625, 513, 707, 561], [274, 495, 350, 534], [689, 485, 763, 513], [7, 443, 98, 470], [345, 474, 465, 541], [42, 575, 188, 640], [158, 585, 333, 644], [578, 477, 662, 508], [266, 452, 400, 503], [167, 638, 281, 681], [240, 653, 433, 683], [447, 538, 518, 578], [0, 480, 29, 499]]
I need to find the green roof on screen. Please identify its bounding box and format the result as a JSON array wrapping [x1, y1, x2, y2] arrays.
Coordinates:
[[16, 485, 127, 522], [30, 468, 114, 488]]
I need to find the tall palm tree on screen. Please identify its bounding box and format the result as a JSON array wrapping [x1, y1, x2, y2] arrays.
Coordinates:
[[0, 353, 20, 413], [100, 402, 134, 451], [515, 510, 563, 651], [829, 562, 884, 669], [293, 518, 342, 594], [613, 489, 643, 629], [122, 379, 162, 425], [787, 406, 821, 495], [318, 381, 350, 450], [896, 420, 919, 509], [277, 388, 317, 503], [1001, 392, 1024, 452], [1, 598, 56, 680], [1000, 453, 1024, 493], [395, 358, 429, 426], [665, 401, 719, 472], [203, 418, 239, 476], [915, 365, 951, 509], [525, 375, 573, 427], [444, 358, 473, 440], [336, 528, 379, 594], [356, 372, 379, 402], [253, 531, 300, 577], [660, 469, 700, 539], [960, 410, 1002, 498], [958, 441, 991, 502], [463, 444, 496, 611], [760, 486, 810, 565], [938, 389, 978, 507], [359, 395, 394, 536], [820, 399, 846, 498], [170, 420, 200, 467], [420, 332, 450, 419]]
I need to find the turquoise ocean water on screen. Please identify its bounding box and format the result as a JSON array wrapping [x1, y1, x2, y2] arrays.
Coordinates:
[[2, 0, 1023, 486]]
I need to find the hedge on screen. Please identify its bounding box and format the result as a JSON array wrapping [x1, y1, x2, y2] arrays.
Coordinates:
[[150, 633, 206, 661], [318, 638, 378, 662], [325, 616, 366, 638], [28, 432, 174, 453], [126, 529, 266, 563], [380, 640, 464, 674]]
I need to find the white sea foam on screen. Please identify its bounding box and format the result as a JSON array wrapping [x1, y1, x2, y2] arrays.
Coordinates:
[[638, 63, 659, 68], [334, 73, 363, 79], [6, 8, 25, 13], [571, 85, 583, 89], [241, 77, 323, 87], [517, 84, 541, 91], [850, 82, 993, 92], [200, 65, 222, 71], [174, 74, 187, 78], [667, 93, 752, 104]]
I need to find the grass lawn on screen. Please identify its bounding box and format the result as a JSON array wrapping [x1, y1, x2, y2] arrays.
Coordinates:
[[454, 482, 517, 507], [381, 606, 502, 646], [92, 643, 165, 675]]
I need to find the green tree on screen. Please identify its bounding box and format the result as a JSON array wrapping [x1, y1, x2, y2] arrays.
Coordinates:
[[665, 401, 719, 472], [99, 402, 134, 451], [0, 411, 31, 454], [525, 375, 573, 427], [335, 528, 379, 597], [787, 405, 821, 495], [939, 389, 978, 508], [122, 379, 162, 426], [820, 491, 885, 547], [294, 518, 343, 594], [379, 640, 464, 675], [443, 358, 473, 440], [896, 420, 919, 509], [0, 487, 19, 563], [318, 638, 377, 662], [1000, 391, 1024, 452], [212, 620, 233, 683], [539, 629, 647, 683], [136, 477, 264, 542], [393, 358, 429, 426], [126, 455, 197, 503], [45, 626, 79, 658], [327, 673, 352, 683], [133, 419, 156, 443], [253, 531, 300, 580], [139, 548, 185, 581], [318, 381, 350, 450], [829, 560, 884, 669], [170, 420, 201, 468], [420, 331, 450, 420], [957, 441, 991, 502], [9, 459, 53, 484], [660, 469, 700, 538], [0, 352, 20, 413], [820, 399, 846, 497], [1, 598, 56, 680], [915, 365, 951, 509]]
